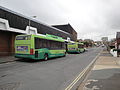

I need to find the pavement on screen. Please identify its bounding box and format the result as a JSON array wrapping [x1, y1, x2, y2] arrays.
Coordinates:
[[0, 56, 18, 64], [78, 49, 120, 90]]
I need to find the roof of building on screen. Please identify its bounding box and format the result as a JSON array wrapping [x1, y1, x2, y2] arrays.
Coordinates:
[[0, 6, 69, 35], [52, 23, 77, 34]]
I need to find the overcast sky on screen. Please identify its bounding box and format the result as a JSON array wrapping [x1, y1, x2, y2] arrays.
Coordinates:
[[0, 0, 120, 41]]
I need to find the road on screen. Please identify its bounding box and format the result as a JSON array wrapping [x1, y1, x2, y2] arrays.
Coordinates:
[[0, 47, 102, 90]]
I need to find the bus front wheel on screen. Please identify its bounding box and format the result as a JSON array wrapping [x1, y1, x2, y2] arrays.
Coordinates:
[[44, 54, 48, 61]]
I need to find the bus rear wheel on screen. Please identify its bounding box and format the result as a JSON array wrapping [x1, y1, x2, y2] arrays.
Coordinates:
[[44, 54, 48, 61]]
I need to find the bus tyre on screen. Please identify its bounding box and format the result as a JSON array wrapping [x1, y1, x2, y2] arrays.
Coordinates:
[[44, 54, 48, 61]]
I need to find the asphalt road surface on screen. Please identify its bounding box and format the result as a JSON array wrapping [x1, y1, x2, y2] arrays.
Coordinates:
[[0, 47, 102, 90]]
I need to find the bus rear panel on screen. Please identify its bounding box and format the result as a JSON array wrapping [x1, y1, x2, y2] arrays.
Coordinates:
[[67, 43, 79, 53], [67, 42, 85, 53], [15, 35, 36, 59]]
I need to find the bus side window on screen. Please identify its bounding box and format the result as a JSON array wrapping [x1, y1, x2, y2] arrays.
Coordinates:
[[35, 37, 65, 50]]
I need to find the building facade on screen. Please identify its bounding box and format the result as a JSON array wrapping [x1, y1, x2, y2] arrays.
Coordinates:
[[0, 30, 18, 56], [0, 6, 72, 56], [101, 37, 108, 42], [52, 24, 77, 41]]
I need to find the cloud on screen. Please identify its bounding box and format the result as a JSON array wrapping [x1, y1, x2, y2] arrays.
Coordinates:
[[0, 0, 120, 41]]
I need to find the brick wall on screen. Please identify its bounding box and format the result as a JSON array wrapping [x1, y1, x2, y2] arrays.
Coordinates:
[[0, 30, 17, 56]]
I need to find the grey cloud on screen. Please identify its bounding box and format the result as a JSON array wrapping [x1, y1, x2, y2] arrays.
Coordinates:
[[0, 0, 120, 40]]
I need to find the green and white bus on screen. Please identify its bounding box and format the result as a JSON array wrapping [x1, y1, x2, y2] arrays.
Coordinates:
[[78, 43, 85, 53], [67, 41, 85, 53], [15, 34, 66, 60]]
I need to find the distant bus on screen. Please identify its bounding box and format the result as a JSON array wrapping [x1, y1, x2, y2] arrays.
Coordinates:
[[15, 34, 66, 60], [67, 42, 85, 53], [78, 43, 85, 53]]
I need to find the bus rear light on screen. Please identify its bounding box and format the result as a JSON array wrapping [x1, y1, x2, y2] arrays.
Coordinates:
[[30, 49, 34, 55]]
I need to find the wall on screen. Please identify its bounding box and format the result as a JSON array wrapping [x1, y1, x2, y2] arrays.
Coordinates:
[[0, 30, 17, 56]]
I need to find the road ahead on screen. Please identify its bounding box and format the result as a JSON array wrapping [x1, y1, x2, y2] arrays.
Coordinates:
[[0, 47, 102, 90]]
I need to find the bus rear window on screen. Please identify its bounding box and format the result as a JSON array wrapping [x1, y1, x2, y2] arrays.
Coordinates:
[[16, 36, 31, 40]]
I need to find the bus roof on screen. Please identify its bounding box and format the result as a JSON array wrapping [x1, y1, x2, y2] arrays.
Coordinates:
[[16, 34, 65, 42]]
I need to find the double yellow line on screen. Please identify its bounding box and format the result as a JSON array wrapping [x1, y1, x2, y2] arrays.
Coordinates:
[[65, 50, 102, 90]]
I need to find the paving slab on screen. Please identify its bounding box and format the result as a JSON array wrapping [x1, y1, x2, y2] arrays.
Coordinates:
[[78, 50, 120, 90]]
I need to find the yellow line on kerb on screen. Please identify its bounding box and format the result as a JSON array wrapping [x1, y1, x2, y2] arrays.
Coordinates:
[[65, 49, 102, 90]]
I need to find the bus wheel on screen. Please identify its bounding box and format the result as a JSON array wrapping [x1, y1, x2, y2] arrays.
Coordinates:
[[44, 54, 48, 61]]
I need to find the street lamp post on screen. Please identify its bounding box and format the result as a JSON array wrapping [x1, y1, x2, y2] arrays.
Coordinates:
[[28, 19, 31, 32], [28, 16, 37, 31]]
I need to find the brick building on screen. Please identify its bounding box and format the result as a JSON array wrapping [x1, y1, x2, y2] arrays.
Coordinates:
[[0, 6, 73, 56], [52, 24, 77, 41]]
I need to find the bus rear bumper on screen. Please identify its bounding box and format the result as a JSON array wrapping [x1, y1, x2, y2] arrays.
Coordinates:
[[67, 50, 79, 53], [15, 54, 36, 60]]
